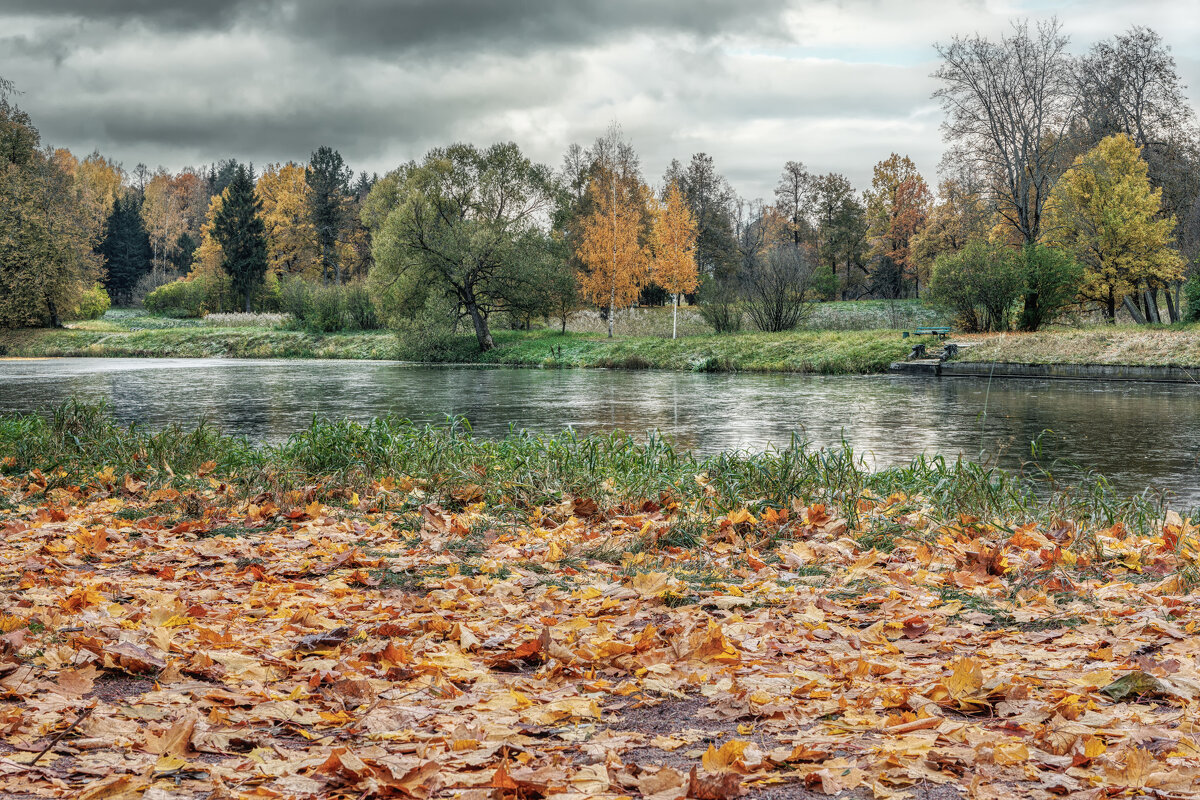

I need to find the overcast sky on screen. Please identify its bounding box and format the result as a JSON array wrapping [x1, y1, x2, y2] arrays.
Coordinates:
[[2, 0, 1198, 199]]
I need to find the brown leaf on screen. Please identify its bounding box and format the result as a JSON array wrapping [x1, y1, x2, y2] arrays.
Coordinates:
[[687, 765, 743, 800]]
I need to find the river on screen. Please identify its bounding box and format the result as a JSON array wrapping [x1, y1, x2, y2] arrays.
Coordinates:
[[1, 357, 1197, 506]]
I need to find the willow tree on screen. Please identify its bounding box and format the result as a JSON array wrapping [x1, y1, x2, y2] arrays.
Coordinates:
[[650, 182, 698, 339], [576, 168, 650, 337], [365, 142, 559, 351], [1045, 134, 1184, 322]]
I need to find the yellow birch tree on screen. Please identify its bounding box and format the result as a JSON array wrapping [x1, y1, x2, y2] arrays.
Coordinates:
[[650, 181, 698, 339], [577, 169, 649, 337]]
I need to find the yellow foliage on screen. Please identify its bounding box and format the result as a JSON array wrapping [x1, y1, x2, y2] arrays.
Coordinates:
[[1044, 134, 1184, 318], [257, 163, 320, 278], [650, 182, 698, 296], [576, 169, 650, 333]]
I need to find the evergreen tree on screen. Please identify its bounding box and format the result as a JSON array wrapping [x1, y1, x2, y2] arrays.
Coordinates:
[[170, 231, 198, 274], [306, 146, 351, 284], [212, 165, 268, 312], [98, 193, 152, 304]]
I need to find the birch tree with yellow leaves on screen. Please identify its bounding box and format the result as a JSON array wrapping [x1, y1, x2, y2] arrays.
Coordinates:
[[650, 181, 698, 339], [577, 168, 650, 337]]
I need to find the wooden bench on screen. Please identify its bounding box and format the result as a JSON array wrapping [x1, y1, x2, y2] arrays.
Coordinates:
[[902, 326, 952, 340]]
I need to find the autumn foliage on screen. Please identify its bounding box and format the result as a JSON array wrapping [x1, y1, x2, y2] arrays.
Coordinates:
[[576, 169, 650, 337], [3, 411, 1200, 798]]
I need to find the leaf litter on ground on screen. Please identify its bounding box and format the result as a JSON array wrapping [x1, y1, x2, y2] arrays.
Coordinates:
[[2, 430, 1200, 799]]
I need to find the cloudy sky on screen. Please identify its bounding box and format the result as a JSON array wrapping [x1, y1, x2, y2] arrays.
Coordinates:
[[2, 0, 1198, 198]]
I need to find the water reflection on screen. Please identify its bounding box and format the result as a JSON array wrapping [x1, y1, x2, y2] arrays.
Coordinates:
[[1, 358, 1197, 505]]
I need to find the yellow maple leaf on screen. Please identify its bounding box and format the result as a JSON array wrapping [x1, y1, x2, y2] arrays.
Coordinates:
[[702, 739, 749, 773]]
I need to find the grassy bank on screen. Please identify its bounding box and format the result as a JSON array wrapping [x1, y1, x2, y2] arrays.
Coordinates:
[[9, 307, 1200, 376], [2, 403, 1198, 798], [0, 325, 400, 360], [956, 324, 1200, 367], [0, 321, 913, 374]]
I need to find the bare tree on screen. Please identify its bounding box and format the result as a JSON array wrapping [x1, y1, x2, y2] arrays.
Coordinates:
[[933, 19, 1075, 246], [743, 244, 816, 332], [774, 160, 815, 247]]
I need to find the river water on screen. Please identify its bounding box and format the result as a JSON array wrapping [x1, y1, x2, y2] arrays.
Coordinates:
[[1, 358, 1197, 506]]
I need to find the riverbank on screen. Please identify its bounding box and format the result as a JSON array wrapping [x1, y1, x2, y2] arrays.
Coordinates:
[[1, 405, 1197, 799], [0, 325, 913, 374], [7, 317, 1200, 380], [954, 325, 1200, 367]]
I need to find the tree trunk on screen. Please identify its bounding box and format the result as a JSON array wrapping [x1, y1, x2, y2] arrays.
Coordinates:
[[560, 313, 567, 334], [1122, 295, 1147, 325], [1144, 289, 1161, 324], [607, 287, 615, 338], [1106, 295, 1116, 323], [466, 300, 494, 351], [1021, 292, 1041, 331], [1165, 283, 1180, 323], [672, 294, 678, 340]]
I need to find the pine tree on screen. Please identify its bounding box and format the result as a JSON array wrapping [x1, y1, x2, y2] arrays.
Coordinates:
[[98, 193, 152, 305], [212, 165, 268, 312]]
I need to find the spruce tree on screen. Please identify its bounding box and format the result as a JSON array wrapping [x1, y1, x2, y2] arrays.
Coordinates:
[[98, 193, 153, 305], [212, 165, 268, 312], [306, 146, 351, 284]]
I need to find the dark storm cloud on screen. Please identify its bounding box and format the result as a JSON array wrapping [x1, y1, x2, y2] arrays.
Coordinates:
[[6, 0, 793, 53], [1, 0, 258, 30], [2, 0, 1197, 198]]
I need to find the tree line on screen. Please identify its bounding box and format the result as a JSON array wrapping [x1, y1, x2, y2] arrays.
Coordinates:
[[1, 21, 1198, 344]]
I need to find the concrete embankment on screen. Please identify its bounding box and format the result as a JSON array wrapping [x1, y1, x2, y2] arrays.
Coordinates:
[[889, 360, 1200, 384]]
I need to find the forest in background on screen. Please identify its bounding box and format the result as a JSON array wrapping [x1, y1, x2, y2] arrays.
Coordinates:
[[2, 22, 1199, 353]]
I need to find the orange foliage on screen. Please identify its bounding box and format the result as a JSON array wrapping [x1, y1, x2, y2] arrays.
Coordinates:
[[576, 169, 650, 336], [650, 182, 699, 297]]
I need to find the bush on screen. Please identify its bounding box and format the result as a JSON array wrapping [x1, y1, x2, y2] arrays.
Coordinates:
[[280, 278, 381, 332], [1184, 273, 1200, 322], [393, 294, 468, 360], [930, 240, 1024, 332], [697, 275, 743, 333], [344, 283, 381, 330], [1018, 244, 1083, 331], [280, 277, 315, 327], [310, 285, 347, 333], [744, 245, 816, 332], [67, 284, 111, 321], [144, 276, 220, 318]]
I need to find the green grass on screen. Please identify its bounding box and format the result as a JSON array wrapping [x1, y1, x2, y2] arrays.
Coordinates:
[[0, 401, 1182, 543], [0, 304, 928, 375], [0, 322, 912, 374]]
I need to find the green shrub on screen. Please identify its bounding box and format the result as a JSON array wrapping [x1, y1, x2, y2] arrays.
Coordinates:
[[310, 285, 347, 332], [1184, 273, 1200, 322], [280, 278, 381, 332], [143, 276, 218, 318], [393, 294, 470, 360], [930, 240, 1024, 332], [280, 277, 315, 327], [1018, 244, 1083, 331], [68, 284, 111, 321], [344, 282, 381, 330]]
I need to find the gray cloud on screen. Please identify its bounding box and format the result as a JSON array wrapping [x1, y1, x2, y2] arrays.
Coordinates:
[[0, 0, 1197, 199], [5, 0, 792, 53]]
